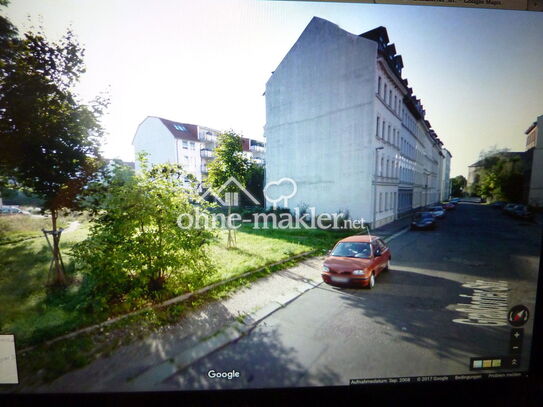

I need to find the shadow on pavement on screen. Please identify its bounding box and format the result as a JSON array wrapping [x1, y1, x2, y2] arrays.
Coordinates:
[[162, 324, 342, 390], [320, 267, 511, 366]]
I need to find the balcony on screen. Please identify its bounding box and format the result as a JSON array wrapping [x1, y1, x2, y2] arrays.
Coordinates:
[[200, 149, 214, 159], [198, 131, 217, 143], [201, 164, 208, 174], [250, 144, 265, 153]]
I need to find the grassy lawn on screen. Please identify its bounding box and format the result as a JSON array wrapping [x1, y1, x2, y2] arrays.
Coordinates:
[[0, 224, 92, 347], [0, 220, 357, 348], [0, 214, 71, 245], [208, 224, 352, 282]]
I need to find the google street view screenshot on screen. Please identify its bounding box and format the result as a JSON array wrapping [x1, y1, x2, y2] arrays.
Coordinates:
[[1, 0, 542, 397]]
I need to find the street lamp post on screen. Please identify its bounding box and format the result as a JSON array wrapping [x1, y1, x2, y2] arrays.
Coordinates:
[[373, 146, 384, 230]]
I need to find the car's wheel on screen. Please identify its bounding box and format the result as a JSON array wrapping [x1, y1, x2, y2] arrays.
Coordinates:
[[368, 272, 375, 289]]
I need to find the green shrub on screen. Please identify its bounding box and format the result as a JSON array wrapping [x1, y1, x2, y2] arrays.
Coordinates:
[[73, 157, 217, 313]]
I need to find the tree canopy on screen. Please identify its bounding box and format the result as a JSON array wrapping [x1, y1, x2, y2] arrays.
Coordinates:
[[450, 175, 467, 197], [0, 28, 107, 211], [472, 152, 525, 202], [0, 8, 107, 285]]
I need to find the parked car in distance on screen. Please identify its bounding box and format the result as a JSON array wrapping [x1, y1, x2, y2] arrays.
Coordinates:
[[502, 203, 519, 216], [0, 206, 30, 215], [442, 202, 455, 211], [427, 206, 446, 219], [512, 204, 534, 221], [321, 235, 391, 289], [411, 212, 437, 230], [490, 201, 507, 209]]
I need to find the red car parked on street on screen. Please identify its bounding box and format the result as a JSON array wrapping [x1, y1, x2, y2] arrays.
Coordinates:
[[322, 235, 391, 289]]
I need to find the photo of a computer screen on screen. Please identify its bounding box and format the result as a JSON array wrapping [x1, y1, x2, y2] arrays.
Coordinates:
[[0, 0, 542, 400]]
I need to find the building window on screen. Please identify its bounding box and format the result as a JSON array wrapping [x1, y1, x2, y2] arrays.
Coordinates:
[[382, 120, 386, 139], [384, 84, 387, 102], [386, 159, 390, 177], [388, 192, 392, 210], [376, 116, 380, 138], [394, 95, 397, 112], [182, 140, 188, 149], [378, 76, 382, 96], [380, 157, 384, 176], [379, 193, 383, 212], [174, 124, 187, 131], [388, 125, 391, 142], [189, 142, 195, 150], [389, 90, 392, 106]]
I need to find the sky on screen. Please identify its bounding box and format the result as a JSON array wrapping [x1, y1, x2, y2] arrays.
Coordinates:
[[4, 0, 543, 178]]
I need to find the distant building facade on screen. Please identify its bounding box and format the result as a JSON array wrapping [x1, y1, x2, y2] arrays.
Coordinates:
[[132, 116, 265, 181], [441, 149, 452, 201], [264, 17, 451, 228], [466, 115, 543, 206]]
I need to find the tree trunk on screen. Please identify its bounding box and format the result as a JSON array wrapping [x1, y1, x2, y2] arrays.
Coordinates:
[[51, 209, 66, 286], [227, 205, 235, 249]]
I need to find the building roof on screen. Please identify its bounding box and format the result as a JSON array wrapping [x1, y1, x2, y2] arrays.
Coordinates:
[[159, 118, 199, 142], [359, 26, 389, 45], [525, 121, 537, 135], [241, 137, 250, 152], [140, 116, 265, 151], [360, 26, 404, 81]]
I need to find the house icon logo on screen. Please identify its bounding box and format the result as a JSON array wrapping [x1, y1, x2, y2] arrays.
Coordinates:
[[201, 176, 260, 207]]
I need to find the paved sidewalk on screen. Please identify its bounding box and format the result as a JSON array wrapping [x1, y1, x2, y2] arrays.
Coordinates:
[[32, 257, 326, 393]]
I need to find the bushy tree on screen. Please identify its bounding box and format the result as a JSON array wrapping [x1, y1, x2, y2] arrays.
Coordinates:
[[0, 9, 107, 286], [207, 131, 251, 188], [450, 175, 467, 197], [73, 157, 217, 313], [206, 131, 251, 248], [474, 154, 525, 202]]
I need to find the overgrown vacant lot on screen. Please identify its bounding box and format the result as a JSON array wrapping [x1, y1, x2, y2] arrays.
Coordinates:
[[0, 221, 356, 347], [0, 214, 69, 245]]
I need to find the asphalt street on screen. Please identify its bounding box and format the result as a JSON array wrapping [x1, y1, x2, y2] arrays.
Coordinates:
[[162, 203, 541, 390]]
